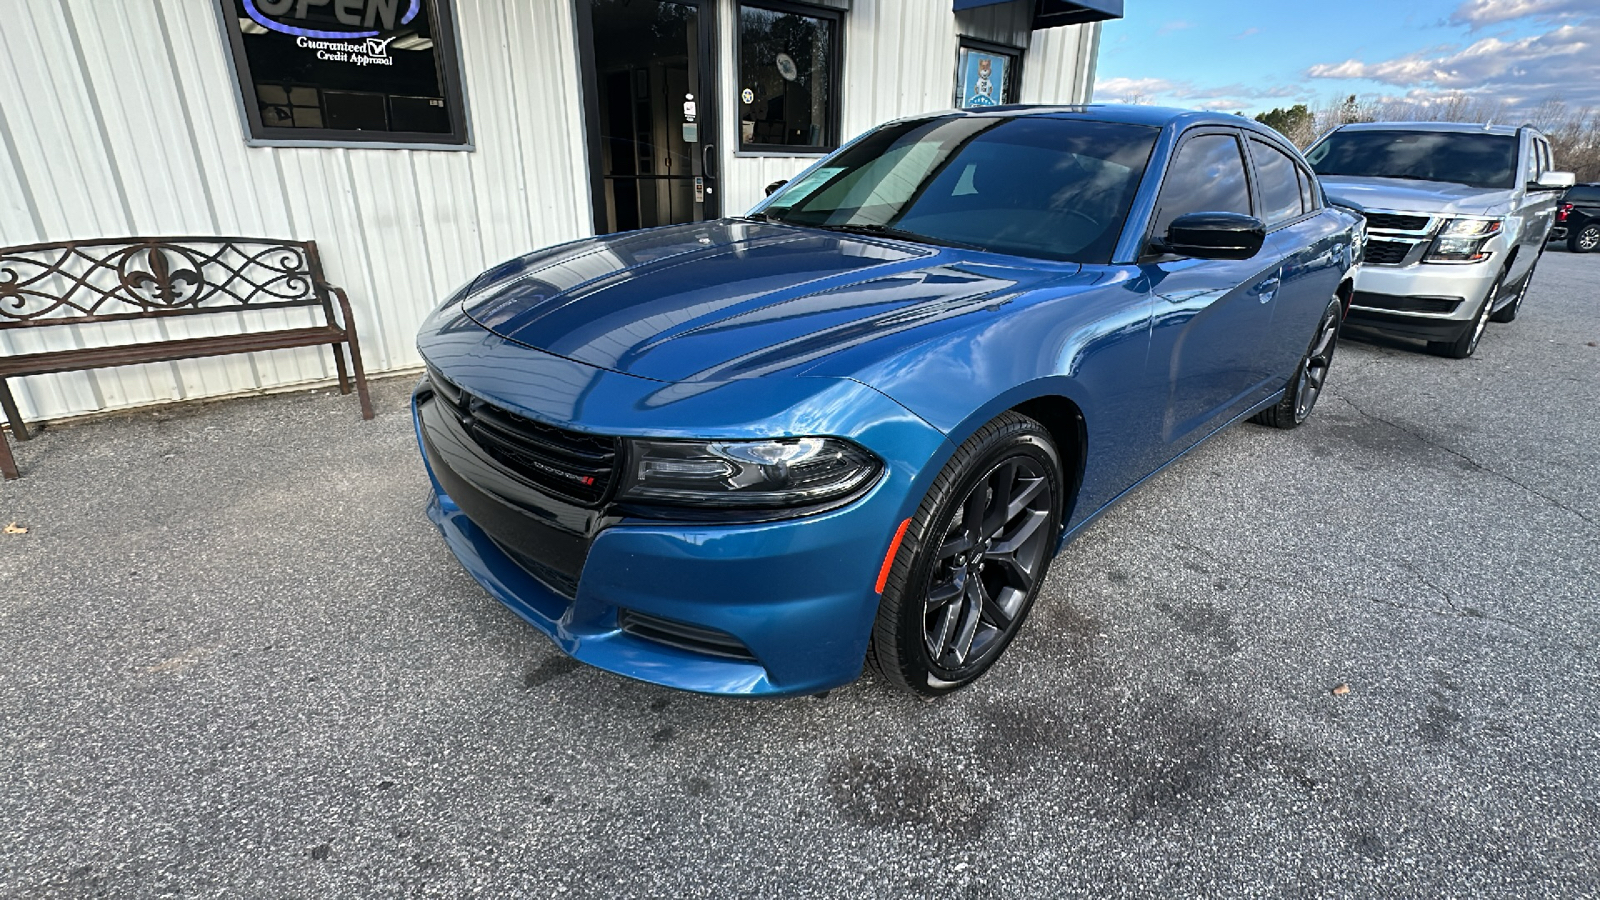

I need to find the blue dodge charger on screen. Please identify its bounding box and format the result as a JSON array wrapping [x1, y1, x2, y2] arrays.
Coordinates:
[[414, 105, 1361, 698]]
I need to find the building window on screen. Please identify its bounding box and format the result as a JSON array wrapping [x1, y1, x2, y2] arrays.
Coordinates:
[[737, 1, 841, 153], [954, 39, 1021, 109], [217, 0, 469, 147]]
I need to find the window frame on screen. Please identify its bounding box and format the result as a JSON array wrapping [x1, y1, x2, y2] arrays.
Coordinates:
[[735, 0, 845, 155], [213, 0, 472, 150], [952, 37, 1025, 110], [1141, 127, 1257, 259], [1245, 134, 1319, 231]]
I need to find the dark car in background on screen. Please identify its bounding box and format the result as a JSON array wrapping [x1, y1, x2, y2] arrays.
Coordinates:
[[1550, 183, 1600, 253]]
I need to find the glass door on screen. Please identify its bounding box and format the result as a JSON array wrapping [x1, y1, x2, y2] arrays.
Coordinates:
[[580, 0, 720, 234]]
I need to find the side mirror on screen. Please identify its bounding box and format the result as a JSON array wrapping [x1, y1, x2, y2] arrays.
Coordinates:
[[1155, 212, 1266, 260], [1532, 171, 1576, 190], [764, 179, 787, 197]]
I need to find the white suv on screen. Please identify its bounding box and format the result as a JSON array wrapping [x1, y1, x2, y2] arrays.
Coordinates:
[[1307, 122, 1574, 358]]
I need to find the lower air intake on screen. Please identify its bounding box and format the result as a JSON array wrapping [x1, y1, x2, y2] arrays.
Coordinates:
[[618, 610, 757, 662]]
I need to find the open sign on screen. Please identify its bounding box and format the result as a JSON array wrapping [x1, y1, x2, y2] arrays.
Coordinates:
[[244, 0, 422, 39]]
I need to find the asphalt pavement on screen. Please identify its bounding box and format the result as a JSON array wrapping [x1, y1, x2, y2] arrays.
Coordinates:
[[2, 250, 1597, 898]]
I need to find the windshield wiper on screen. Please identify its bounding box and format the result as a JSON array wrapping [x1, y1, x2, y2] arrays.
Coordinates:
[[805, 222, 986, 252]]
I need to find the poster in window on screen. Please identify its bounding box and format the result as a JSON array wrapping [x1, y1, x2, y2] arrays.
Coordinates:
[[958, 49, 1011, 109]]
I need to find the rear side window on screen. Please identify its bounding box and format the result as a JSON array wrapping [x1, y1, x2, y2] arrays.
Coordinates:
[[1152, 133, 1252, 238], [1296, 166, 1316, 211], [1248, 138, 1305, 227], [1569, 185, 1600, 203]]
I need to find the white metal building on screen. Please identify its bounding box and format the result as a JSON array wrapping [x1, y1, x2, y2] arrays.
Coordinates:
[[0, 0, 1117, 423]]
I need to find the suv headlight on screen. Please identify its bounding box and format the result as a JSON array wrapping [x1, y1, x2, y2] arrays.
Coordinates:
[[1425, 217, 1503, 263], [616, 437, 881, 512]]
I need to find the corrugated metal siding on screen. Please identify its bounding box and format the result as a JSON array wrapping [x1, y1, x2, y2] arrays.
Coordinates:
[[1, 0, 1097, 423], [0, 0, 592, 422]]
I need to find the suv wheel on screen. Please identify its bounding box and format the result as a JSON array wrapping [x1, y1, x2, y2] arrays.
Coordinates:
[[1490, 250, 1541, 323], [1569, 223, 1600, 253], [869, 412, 1062, 698], [1428, 270, 1501, 359]]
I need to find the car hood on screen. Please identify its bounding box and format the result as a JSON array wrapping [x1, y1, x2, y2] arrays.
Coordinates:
[[456, 219, 1080, 384], [1319, 176, 1517, 217]]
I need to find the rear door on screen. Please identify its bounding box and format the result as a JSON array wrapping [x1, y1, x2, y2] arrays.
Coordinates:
[[1142, 128, 1285, 454], [1246, 136, 1344, 374]]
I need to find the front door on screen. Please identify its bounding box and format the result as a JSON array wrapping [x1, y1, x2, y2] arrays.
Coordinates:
[[579, 0, 720, 234]]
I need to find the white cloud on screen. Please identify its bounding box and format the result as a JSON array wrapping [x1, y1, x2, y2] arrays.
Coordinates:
[[1157, 20, 1195, 36], [1095, 76, 1297, 108], [1449, 0, 1593, 28], [1306, 18, 1600, 108]]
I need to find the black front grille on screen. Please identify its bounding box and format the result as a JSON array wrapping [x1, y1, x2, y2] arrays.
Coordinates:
[[428, 369, 620, 507], [1364, 240, 1412, 265], [618, 610, 757, 661], [1365, 212, 1431, 231]]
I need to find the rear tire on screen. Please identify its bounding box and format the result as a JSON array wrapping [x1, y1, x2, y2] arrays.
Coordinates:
[[868, 412, 1063, 698], [1252, 296, 1341, 430], [1569, 223, 1600, 253], [1428, 270, 1501, 359]]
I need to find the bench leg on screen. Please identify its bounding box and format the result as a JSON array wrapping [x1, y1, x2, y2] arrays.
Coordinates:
[[329, 342, 351, 395], [344, 337, 374, 421], [0, 379, 27, 442], [0, 426, 16, 480]]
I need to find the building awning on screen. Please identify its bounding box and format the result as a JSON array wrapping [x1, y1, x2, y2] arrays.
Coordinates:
[[953, 0, 1123, 29]]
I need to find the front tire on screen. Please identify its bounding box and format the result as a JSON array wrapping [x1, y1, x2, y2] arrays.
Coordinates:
[[1569, 223, 1600, 253], [869, 412, 1063, 698], [1428, 270, 1501, 359], [1490, 250, 1541, 323], [1252, 296, 1341, 430]]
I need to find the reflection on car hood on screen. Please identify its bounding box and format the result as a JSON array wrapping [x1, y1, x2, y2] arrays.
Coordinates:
[[1319, 176, 1517, 218], [458, 219, 1080, 384]]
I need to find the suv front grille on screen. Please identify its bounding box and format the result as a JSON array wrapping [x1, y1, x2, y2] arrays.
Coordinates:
[[427, 367, 620, 507], [1364, 212, 1431, 231], [1363, 240, 1412, 265]]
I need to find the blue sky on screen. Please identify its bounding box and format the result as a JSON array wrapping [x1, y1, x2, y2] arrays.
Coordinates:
[[1093, 0, 1600, 115]]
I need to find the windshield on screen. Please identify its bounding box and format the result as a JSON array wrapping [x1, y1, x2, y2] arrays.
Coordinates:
[[759, 116, 1158, 263], [1306, 130, 1518, 190]]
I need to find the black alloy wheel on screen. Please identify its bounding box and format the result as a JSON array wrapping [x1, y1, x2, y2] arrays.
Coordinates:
[[1253, 296, 1342, 430], [870, 412, 1062, 697], [1570, 223, 1600, 253]]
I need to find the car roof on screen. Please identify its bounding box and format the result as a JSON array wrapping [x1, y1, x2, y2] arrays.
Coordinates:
[[1332, 120, 1531, 138], [913, 103, 1289, 139]]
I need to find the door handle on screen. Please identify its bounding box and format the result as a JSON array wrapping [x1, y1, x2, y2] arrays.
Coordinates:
[[1254, 275, 1280, 304], [702, 143, 716, 179]]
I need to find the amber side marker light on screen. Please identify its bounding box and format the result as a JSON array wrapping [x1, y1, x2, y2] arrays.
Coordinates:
[[875, 518, 913, 594]]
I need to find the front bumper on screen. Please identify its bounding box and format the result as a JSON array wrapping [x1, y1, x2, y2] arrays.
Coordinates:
[[1347, 253, 1499, 340], [411, 359, 949, 696]]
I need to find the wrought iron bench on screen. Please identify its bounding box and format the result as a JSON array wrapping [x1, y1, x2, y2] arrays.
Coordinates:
[[0, 236, 372, 479]]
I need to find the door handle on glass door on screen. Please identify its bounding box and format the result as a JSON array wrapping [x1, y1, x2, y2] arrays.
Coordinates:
[[702, 144, 716, 179]]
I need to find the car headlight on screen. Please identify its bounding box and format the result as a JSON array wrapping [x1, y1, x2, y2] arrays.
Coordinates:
[[616, 437, 881, 511], [1425, 217, 1502, 263]]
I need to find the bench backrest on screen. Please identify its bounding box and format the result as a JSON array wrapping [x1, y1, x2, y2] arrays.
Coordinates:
[[0, 237, 335, 331]]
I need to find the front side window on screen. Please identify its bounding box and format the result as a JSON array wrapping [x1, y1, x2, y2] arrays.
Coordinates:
[[219, 0, 469, 146], [738, 2, 840, 152], [1248, 138, 1306, 227], [1306, 130, 1518, 190], [761, 117, 1158, 263], [1150, 133, 1252, 238]]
